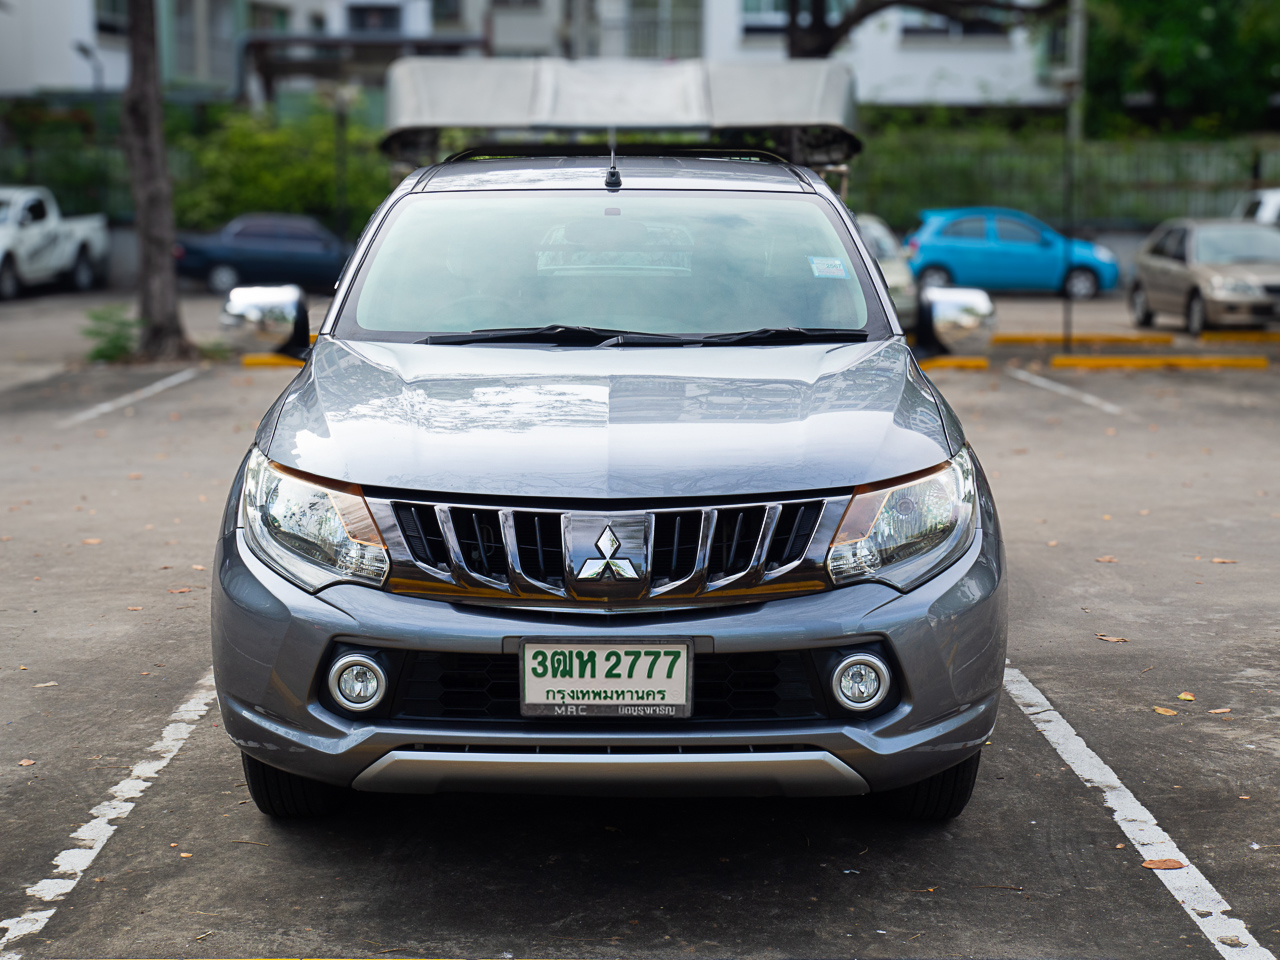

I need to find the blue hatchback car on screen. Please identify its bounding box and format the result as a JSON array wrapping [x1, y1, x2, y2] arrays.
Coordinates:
[[907, 207, 1119, 299]]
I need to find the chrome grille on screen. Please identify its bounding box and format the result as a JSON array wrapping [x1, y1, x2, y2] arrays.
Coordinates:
[[367, 492, 846, 611]]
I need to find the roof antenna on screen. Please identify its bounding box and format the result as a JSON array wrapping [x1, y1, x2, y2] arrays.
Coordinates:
[[605, 126, 622, 188]]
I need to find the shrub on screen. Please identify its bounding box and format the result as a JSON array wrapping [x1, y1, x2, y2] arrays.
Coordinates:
[[82, 304, 137, 363]]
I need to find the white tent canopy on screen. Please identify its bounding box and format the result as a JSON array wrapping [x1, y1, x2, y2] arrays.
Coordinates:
[[383, 57, 859, 161]]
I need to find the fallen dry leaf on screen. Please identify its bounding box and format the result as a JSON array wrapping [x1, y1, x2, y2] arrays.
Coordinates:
[[128, 473, 142, 480], [1208, 708, 1231, 714], [1102, 514, 1112, 520], [1105, 427, 1117, 436], [170, 843, 178, 847], [1153, 706, 1178, 716], [33, 681, 57, 688], [191, 564, 206, 571], [1219, 937, 1246, 949], [1114, 843, 1125, 849], [1239, 796, 1250, 800], [1047, 540, 1059, 547], [168, 588, 191, 594], [1096, 555, 1118, 563], [1097, 633, 1129, 643], [93, 877, 105, 882], [127, 606, 142, 611], [1211, 558, 1237, 564], [1138, 509, 1150, 516], [180, 852, 193, 858], [18, 759, 34, 766], [81, 538, 102, 545], [1142, 859, 1185, 870], [1177, 692, 1195, 701], [140, 672, 150, 676]]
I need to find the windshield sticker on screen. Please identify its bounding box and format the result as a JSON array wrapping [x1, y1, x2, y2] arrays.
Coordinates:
[[808, 256, 848, 279]]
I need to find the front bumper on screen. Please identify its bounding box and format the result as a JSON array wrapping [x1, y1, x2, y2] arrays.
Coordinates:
[[1206, 296, 1280, 322], [213, 488, 1006, 798]]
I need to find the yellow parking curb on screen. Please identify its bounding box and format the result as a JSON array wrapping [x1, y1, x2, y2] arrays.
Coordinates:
[[1199, 330, 1280, 342], [993, 333, 1174, 346], [918, 356, 989, 371], [242, 353, 305, 368], [1050, 354, 1268, 370]]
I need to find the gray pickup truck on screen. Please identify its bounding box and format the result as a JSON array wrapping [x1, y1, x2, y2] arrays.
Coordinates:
[[212, 149, 1006, 824]]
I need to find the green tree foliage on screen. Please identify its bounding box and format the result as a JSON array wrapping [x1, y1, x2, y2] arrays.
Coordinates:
[[172, 107, 393, 238], [1088, 0, 1280, 136]]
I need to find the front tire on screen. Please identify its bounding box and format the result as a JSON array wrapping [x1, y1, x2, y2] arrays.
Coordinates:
[[876, 751, 981, 822], [1185, 292, 1207, 336], [1130, 282, 1154, 327], [241, 752, 344, 818], [70, 247, 95, 292], [1064, 267, 1099, 301], [208, 263, 240, 295], [918, 265, 952, 289], [0, 257, 19, 301]]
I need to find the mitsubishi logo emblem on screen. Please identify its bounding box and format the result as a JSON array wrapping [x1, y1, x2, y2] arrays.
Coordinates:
[[576, 525, 639, 581]]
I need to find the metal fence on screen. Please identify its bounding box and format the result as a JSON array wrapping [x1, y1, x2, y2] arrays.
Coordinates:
[[847, 137, 1280, 233]]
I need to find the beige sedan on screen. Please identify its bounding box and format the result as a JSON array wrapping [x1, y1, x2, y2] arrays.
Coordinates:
[[1131, 218, 1280, 334], [856, 213, 919, 332]]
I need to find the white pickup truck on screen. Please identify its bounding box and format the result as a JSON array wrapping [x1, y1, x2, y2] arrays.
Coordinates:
[[0, 186, 109, 300]]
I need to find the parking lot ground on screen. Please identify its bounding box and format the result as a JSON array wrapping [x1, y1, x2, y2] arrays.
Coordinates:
[[1, 303, 1277, 957]]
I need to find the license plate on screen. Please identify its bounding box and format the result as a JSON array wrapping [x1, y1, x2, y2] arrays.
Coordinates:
[[520, 639, 693, 718]]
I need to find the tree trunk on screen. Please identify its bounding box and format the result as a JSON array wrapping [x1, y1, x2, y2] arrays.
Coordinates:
[[122, 0, 194, 361]]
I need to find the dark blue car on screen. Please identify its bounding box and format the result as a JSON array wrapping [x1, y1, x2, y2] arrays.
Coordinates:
[[906, 207, 1119, 299], [175, 214, 351, 294]]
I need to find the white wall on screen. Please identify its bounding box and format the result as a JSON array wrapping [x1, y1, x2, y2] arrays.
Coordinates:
[[0, 0, 131, 96]]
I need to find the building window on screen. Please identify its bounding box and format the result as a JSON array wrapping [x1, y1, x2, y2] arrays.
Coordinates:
[[250, 2, 291, 31], [900, 9, 1007, 37], [310, 12, 327, 32], [433, 0, 462, 25], [349, 5, 403, 32], [210, 0, 236, 81], [96, 0, 129, 34], [173, 0, 197, 77], [628, 0, 702, 58], [493, 0, 540, 8]]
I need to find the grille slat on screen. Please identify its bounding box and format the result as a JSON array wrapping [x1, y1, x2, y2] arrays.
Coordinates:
[[765, 501, 823, 571], [392, 651, 824, 722], [651, 510, 701, 586], [450, 508, 507, 582], [514, 511, 566, 587], [393, 504, 450, 571], [708, 507, 766, 581]]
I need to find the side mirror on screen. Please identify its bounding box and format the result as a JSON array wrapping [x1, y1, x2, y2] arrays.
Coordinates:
[[220, 285, 312, 360], [919, 286, 996, 354]]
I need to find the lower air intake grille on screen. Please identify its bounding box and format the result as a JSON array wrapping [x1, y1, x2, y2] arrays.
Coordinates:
[[392, 651, 825, 722]]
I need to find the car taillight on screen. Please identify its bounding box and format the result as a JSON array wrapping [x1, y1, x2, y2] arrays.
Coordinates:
[[907, 238, 919, 257], [172, 243, 185, 259]]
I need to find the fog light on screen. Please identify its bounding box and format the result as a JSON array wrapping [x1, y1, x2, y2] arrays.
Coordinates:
[[328, 654, 386, 712], [831, 653, 890, 711]]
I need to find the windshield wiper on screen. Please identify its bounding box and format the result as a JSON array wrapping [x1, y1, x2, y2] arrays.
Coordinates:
[[697, 327, 871, 345], [416, 325, 696, 346]]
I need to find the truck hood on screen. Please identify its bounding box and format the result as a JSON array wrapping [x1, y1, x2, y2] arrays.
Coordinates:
[[264, 337, 953, 500]]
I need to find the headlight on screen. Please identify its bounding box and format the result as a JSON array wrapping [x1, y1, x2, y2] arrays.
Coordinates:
[[826, 448, 977, 591], [241, 448, 388, 591], [1210, 275, 1261, 297], [1093, 244, 1117, 263]]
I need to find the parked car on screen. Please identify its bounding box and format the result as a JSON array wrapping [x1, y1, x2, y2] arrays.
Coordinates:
[[1231, 189, 1280, 226], [0, 186, 108, 300], [856, 213, 918, 331], [906, 206, 1119, 300], [1130, 219, 1280, 334], [214, 151, 1006, 823], [175, 214, 351, 294]]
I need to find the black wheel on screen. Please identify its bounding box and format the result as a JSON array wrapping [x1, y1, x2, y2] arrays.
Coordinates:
[[918, 265, 952, 289], [0, 257, 19, 301], [1185, 291, 1207, 336], [70, 247, 95, 292], [241, 752, 344, 818], [1064, 267, 1099, 301], [1130, 282, 1154, 327], [876, 751, 981, 822], [208, 263, 240, 294]]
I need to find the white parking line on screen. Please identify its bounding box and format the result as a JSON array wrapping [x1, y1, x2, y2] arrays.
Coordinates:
[[1004, 666, 1274, 960], [56, 367, 200, 429], [1005, 366, 1125, 415], [0, 670, 217, 960]]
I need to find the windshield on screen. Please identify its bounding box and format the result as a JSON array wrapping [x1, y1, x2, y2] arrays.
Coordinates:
[[1194, 224, 1280, 264], [334, 191, 890, 342], [857, 216, 901, 261]]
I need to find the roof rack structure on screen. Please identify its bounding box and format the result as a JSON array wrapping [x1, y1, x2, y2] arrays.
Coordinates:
[[383, 58, 860, 167]]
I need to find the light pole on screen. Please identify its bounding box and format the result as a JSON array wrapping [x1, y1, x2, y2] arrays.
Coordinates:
[[74, 41, 107, 214]]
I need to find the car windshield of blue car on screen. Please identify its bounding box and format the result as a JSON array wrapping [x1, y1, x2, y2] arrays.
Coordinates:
[[334, 191, 890, 343], [1195, 225, 1280, 265]]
